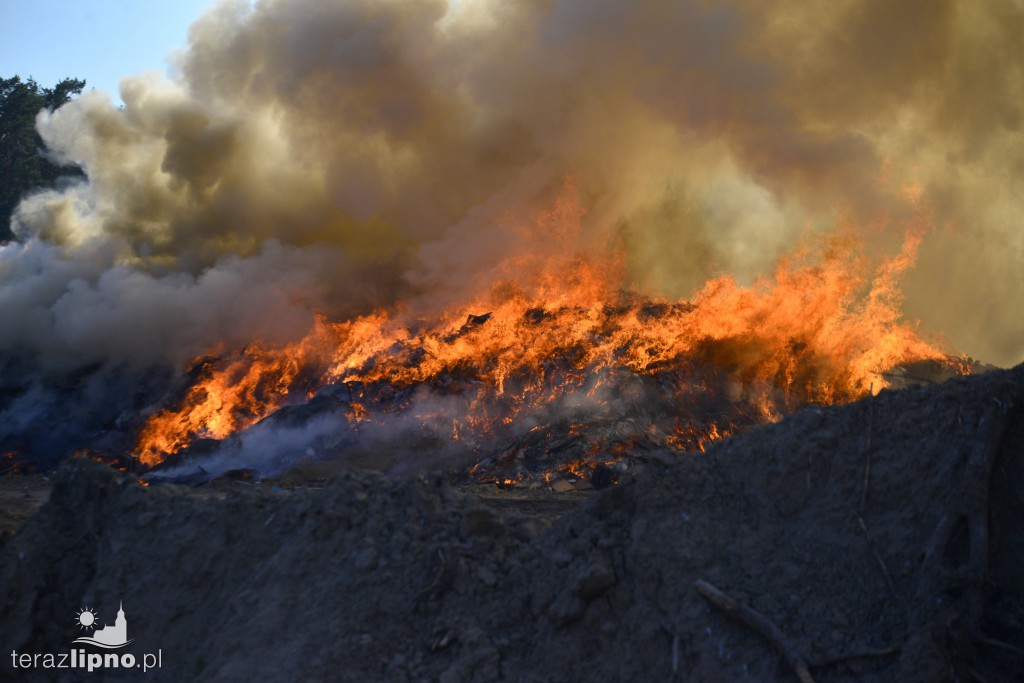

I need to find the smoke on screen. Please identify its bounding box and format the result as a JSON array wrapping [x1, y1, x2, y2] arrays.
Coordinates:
[[4, 0, 1024, 377], [149, 367, 650, 481]]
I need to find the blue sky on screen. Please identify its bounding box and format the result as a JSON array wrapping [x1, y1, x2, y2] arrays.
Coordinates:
[[0, 0, 219, 102]]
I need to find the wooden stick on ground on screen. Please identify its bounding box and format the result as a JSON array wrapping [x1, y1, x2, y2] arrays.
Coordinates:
[[810, 644, 900, 668], [671, 633, 680, 680], [973, 635, 1024, 659], [695, 579, 815, 683], [860, 383, 875, 514]]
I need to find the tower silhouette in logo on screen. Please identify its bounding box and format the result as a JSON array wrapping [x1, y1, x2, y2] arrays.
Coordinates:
[[73, 601, 133, 648]]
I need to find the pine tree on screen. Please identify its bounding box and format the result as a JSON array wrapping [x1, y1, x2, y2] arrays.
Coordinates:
[[0, 75, 86, 241]]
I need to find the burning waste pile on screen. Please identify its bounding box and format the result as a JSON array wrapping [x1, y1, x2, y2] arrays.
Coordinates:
[[3, 185, 972, 485], [1, 0, 1021, 487], [131, 201, 972, 487]]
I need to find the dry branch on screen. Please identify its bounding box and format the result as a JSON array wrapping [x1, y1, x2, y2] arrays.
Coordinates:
[[695, 579, 815, 683], [973, 636, 1024, 659], [670, 633, 680, 680], [810, 644, 900, 668], [859, 385, 875, 513]]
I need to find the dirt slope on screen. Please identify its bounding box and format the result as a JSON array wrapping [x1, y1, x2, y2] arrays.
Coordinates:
[[1, 366, 1022, 682]]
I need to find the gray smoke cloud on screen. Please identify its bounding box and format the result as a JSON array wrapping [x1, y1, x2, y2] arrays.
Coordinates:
[[4, 0, 1023, 377]]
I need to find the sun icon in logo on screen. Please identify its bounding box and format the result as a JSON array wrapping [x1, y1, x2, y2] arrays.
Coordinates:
[[76, 608, 98, 631]]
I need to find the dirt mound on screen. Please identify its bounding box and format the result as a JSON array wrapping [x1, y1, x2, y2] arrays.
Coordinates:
[[2, 365, 1022, 682]]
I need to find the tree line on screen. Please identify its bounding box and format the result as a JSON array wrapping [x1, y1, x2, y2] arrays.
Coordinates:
[[0, 75, 85, 241]]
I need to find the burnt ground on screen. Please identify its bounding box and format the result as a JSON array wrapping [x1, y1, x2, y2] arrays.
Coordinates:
[[1, 365, 1023, 682]]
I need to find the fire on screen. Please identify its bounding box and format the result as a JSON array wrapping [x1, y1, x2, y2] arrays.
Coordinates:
[[69, 448, 133, 473], [135, 183, 959, 473], [136, 328, 338, 466], [668, 423, 733, 453]]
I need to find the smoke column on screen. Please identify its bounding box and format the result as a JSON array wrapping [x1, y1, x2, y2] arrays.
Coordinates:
[[4, 0, 1022, 382]]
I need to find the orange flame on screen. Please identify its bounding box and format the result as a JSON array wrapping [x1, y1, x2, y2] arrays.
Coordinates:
[[136, 182, 957, 468]]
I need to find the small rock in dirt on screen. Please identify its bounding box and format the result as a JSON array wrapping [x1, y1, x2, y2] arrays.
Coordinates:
[[440, 627, 500, 683], [551, 549, 573, 567], [548, 590, 585, 627], [568, 538, 589, 556], [477, 566, 497, 586], [512, 517, 550, 540], [574, 555, 617, 600], [530, 590, 553, 618], [459, 509, 505, 539], [354, 547, 379, 572]]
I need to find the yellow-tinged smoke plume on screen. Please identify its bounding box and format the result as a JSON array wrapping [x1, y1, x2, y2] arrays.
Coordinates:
[[6, 0, 1024, 367]]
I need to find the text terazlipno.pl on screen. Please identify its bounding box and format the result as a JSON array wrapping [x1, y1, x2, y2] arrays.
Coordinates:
[[11, 649, 162, 672]]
